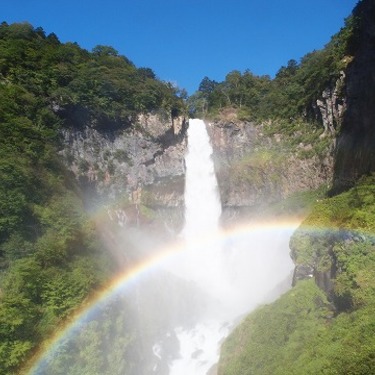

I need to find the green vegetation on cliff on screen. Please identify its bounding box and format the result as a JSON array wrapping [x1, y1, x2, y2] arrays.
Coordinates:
[[219, 175, 375, 375], [217, 3, 375, 374], [0, 1, 370, 372], [0, 21, 187, 374], [189, 13, 355, 124], [0, 96, 112, 372], [0, 22, 186, 131]]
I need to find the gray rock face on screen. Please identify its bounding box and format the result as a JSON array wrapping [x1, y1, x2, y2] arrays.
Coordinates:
[[207, 119, 333, 213], [333, 0, 375, 192], [207, 120, 257, 207], [59, 113, 187, 217], [292, 264, 314, 286], [316, 72, 346, 135]]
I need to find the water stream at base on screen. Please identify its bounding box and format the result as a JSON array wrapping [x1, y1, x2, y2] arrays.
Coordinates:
[[165, 119, 295, 375]]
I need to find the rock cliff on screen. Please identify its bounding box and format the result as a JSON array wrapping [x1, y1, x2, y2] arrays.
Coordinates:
[[315, 71, 346, 135], [289, 0, 375, 305], [333, 0, 375, 192], [207, 116, 334, 220], [59, 112, 187, 233], [61, 104, 336, 231]]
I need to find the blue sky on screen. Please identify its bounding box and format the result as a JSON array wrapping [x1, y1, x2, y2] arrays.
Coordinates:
[[3, 0, 358, 94]]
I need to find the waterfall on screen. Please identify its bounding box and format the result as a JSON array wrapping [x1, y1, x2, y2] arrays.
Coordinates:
[[183, 118, 222, 239], [168, 119, 230, 375], [29, 118, 296, 375], [169, 119, 228, 301], [166, 118, 296, 375]]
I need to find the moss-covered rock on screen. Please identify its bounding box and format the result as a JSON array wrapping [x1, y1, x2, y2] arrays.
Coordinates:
[[219, 174, 375, 375]]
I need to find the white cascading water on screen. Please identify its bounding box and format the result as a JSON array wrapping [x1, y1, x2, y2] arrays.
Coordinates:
[[167, 118, 295, 375], [170, 119, 228, 301], [183, 119, 222, 238], [168, 118, 227, 375]]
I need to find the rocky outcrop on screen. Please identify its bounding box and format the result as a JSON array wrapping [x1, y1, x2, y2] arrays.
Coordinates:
[[292, 264, 314, 286], [207, 119, 333, 217], [287, 0, 375, 309], [332, 0, 375, 192], [316, 71, 346, 135], [59, 113, 187, 232]]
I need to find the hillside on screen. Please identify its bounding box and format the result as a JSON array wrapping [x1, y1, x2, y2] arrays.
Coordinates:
[[218, 1, 375, 373], [1, 0, 375, 373], [0, 22, 186, 374], [219, 176, 375, 374], [186, 1, 358, 220]]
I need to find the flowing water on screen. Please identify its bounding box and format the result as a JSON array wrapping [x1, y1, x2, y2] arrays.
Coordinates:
[[167, 119, 228, 375], [166, 119, 296, 374]]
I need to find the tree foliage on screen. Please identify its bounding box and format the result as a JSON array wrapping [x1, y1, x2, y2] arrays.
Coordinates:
[[0, 21, 188, 374], [0, 22, 185, 131], [219, 175, 375, 375], [189, 15, 355, 123]]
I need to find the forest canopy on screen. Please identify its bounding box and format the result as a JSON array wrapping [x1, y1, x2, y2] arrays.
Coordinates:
[[0, 21, 186, 130], [188, 14, 356, 123]]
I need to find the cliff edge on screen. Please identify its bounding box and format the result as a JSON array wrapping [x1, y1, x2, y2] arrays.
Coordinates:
[[333, 0, 375, 192]]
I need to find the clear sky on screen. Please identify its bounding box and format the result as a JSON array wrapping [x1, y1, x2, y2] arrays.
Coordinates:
[[3, 0, 358, 94]]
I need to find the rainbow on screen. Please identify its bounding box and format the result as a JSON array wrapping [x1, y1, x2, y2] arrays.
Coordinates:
[[24, 219, 301, 374]]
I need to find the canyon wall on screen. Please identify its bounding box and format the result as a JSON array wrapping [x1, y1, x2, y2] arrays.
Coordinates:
[[59, 113, 188, 234], [333, 0, 375, 192], [207, 117, 334, 221]]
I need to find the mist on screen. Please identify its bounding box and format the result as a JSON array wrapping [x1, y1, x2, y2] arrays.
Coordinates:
[[31, 119, 296, 375], [164, 119, 295, 374]]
